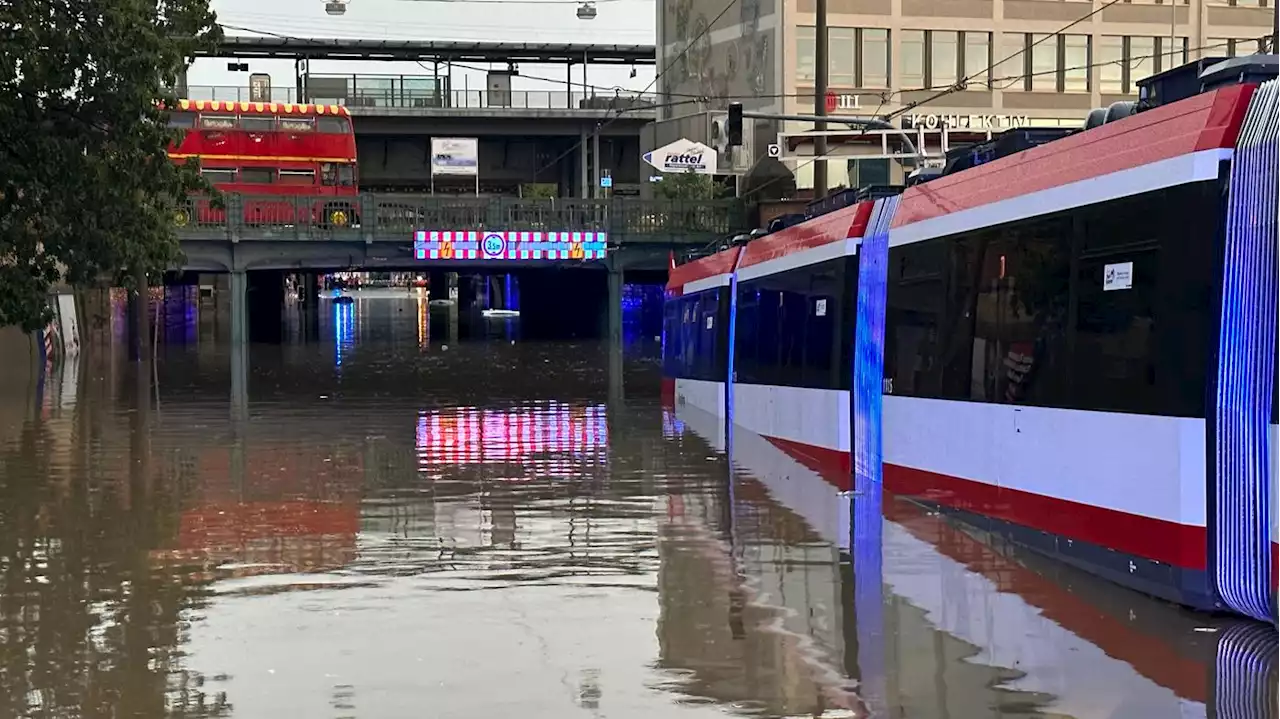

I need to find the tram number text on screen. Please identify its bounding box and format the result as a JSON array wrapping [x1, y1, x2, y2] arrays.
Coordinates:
[[882, 378, 894, 394]]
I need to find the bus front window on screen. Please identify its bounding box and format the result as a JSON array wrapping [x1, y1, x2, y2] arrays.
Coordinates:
[[321, 163, 337, 186], [338, 164, 356, 187]]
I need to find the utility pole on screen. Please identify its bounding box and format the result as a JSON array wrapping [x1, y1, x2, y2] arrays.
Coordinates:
[[1273, 3, 1278, 54], [813, 0, 828, 199]]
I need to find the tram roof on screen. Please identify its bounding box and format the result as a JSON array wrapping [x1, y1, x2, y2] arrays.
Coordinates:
[[891, 83, 1255, 231], [737, 201, 873, 271]]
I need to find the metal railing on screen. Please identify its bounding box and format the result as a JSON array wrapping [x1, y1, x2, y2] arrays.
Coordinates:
[[173, 194, 745, 243], [182, 83, 658, 112], [184, 86, 302, 103]]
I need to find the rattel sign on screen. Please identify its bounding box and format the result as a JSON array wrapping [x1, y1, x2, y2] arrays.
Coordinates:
[[643, 138, 719, 175]]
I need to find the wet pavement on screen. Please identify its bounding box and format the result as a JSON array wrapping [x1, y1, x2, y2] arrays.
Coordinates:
[[0, 289, 1274, 719]]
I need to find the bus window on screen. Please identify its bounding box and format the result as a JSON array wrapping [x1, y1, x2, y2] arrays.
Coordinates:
[[279, 117, 314, 132], [199, 115, 236, 130], [201, 167, 237, 183], [239, 116, 275, 132], [337, 164, 356, 187], [279, 169, 316, 185], [240, 167, 276, 184], [167, 112, 196, 129], [317, 117, 350, 134]]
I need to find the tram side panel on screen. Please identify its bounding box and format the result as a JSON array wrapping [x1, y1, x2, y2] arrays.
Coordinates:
[[663, 248, 742, 422], [731, 250, 860, 477], [880, 168, 1229, 608]]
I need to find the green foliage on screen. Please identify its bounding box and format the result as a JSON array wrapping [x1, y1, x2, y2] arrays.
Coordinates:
[[653, 170, 727, 202], [0, 0, 221, 331]]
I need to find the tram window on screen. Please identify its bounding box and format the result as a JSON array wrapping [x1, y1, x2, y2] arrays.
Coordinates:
[[318, 117, 350, 134], [1000, 215, 1073, 407], [735, 289, 759, 381], [239, 116, 275, 132], [167, 112, 196, 129]]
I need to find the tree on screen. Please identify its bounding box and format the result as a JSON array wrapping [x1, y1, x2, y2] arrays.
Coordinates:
[[653, 170, 727, 201], [0, 1, 221, 331]]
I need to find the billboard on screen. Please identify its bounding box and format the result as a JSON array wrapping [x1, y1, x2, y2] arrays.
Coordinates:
[[413, 230, 608, 260], [643, 137, 718, 175], [430, 137, 479, 176]]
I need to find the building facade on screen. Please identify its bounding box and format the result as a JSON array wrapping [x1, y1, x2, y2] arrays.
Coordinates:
[[658, 0, 1275, 190]]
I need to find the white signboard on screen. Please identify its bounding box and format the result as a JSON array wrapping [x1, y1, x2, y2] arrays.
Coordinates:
[[644, 138, 719, 175], [430, 137, 479, 176], [1103, 262, 1134, 291], [906, 114, 1031, 130], [815, 298, 827, 317]]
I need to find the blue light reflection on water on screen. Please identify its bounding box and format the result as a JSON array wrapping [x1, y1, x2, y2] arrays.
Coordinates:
[[333, 300, 355, 368]]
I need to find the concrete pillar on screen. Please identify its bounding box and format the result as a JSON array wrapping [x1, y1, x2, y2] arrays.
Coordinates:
[[229, 270, 249, 422], [229, 271, 248, 347]]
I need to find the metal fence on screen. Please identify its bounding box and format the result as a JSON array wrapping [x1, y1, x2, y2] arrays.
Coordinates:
[[173, 194, 746, 242], [182, 84, 658, 112]]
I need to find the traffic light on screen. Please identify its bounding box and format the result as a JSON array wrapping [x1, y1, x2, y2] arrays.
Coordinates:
[[727, 102, 743, 147]]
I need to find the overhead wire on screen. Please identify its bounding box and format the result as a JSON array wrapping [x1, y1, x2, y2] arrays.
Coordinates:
[[739, 36, 1246, 201], [529, 0, 742, 177]]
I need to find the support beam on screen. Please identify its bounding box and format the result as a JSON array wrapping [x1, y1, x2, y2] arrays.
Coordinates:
[[607, 265, 624, 403]]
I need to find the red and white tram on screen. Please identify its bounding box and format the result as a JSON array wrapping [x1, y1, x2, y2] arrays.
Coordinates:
[[663, 63, 1278, 620]]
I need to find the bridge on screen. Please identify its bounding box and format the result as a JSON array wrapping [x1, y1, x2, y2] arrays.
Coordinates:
[[176, 193, 745, 272]]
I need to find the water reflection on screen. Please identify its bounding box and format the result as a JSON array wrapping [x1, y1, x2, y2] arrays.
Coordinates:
[[1, 286, 1274, 719], [664, 402, 1279, 718]]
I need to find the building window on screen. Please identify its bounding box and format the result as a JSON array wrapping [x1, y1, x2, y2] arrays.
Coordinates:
[[1063, 34, 1090, 92], [1011, 34, 1091, 92], [848, 158, 891, 187], [1213, 36, 1267, 57], [861, 29, 890, 88], [798, 27, 891, 88], [797, 27, 816, 82], [1099, 36, 1125, 94], [829, 28, 856, 86], [899, 30, 988, 90], [964, 32, 991, 87], [1029, 34, 1057, 91], [931, 31, 959, 89], [1098, 36, 1192, 95], [901, 30, 925, 88]]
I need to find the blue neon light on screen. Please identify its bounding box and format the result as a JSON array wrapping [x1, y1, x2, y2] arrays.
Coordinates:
[[853, 197, 897, 494], [1214, 621, 1280, 715], [413, 231, 608, 261], [1213, 79, 1277, 622]]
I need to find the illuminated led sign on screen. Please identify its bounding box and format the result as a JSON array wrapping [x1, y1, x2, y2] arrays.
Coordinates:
[[413, 231, 608, 261]]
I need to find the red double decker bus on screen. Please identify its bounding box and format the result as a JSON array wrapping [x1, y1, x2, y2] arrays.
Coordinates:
[[166, 99, 360, 227]]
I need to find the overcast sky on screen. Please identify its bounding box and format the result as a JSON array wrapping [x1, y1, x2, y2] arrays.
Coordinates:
[[188, 0, 658, 97]]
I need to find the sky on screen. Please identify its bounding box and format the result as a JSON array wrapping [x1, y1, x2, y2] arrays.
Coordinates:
[[188, 0, 659, 99]]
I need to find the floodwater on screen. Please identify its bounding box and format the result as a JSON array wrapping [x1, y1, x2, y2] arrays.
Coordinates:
[[0, 289, 1274, 719]]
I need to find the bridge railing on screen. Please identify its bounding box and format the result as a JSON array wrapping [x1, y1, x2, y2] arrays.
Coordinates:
[[174, 194, 746, 242]]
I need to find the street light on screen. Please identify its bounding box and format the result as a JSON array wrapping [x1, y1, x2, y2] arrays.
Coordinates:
[[577, 2, 597, 20]]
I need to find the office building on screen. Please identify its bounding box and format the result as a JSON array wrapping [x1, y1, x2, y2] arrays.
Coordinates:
[[656, 0, 1275, 189]]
